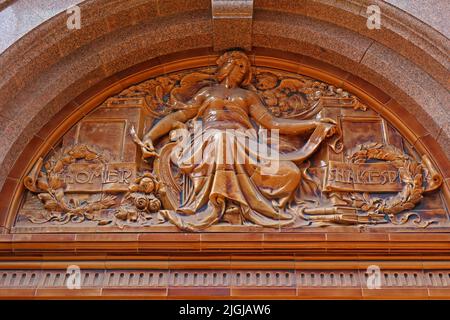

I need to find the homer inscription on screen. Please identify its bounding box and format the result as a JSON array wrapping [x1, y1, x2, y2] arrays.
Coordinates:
[[64, 163, 135, 192]]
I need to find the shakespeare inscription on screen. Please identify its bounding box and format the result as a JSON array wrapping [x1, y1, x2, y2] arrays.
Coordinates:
[[325, 161, 402, 193]]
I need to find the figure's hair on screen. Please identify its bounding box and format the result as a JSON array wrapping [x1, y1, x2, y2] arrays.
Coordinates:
[[216, 50, 252, 86]]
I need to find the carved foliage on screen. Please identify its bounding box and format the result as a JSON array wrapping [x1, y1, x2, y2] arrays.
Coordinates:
[[113, 172, 165, 227], [24, 145, 116, 224]]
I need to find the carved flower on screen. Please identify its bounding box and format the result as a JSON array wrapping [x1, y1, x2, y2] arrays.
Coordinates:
[[138, 177, 155, 194], [115, 207, 138, 222], [255, 72, 278, 90], [287, 94, 307, 111], [261, 91, 277, 107], [130, 172, 161, 195], [148, 198, 161, 213], [133, 194, 149, 211]]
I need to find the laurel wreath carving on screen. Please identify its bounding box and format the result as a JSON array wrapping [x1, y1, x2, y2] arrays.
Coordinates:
[[26, 144, 116, 224], [347, 143, 433, 227]]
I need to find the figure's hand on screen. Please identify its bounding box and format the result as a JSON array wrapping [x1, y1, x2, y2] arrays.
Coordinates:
[[318, 118, 337, 137], [319, 117, 337, 125], [142, 139, 159, 158], [129, 125, 158, 158], [326, 125, 338, 138]]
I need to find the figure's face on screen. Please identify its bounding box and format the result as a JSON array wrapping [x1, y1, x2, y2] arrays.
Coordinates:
[[217, 56, 247, 86]]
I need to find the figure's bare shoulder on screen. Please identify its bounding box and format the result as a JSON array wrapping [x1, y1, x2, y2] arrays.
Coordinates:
[[244, 89, 264, 107], [197, 85, 212, 95], [190, 85, 213, 104]]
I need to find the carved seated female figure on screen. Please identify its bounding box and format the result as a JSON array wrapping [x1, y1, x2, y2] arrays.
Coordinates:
[[139, 51, 336, 231]]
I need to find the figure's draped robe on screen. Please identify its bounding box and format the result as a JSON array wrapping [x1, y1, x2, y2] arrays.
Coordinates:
[[159, 105, 335, 231]]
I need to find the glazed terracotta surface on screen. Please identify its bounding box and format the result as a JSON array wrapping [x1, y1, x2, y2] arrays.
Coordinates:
[[16, 51, 447, 234], [0, 0, 449, 300]]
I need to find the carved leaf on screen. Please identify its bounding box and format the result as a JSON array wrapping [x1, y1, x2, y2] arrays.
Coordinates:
[[115, 209, 129, 221], [53, 160, 64, 173], [38, 193, 52, 201], [37, 178, 49, 191], [54, 189, 65, 201], [61, 156, 73, 164], [84, 151, 98, 161], [48, 174, 63, 190], [43, 200, 60, 211], [155, 85, 164, 102]]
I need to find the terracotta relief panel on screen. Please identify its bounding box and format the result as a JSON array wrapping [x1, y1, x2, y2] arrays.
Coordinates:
[[15, 51, 448, 232]]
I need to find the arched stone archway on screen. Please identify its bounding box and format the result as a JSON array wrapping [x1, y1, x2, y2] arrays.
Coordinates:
[[0, 0, 448, 193], [0, 0, 448, 299]]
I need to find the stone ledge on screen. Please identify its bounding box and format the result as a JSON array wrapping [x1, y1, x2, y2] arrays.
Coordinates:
[[1, 232, 450, 255], [0, 267, 448, 299]]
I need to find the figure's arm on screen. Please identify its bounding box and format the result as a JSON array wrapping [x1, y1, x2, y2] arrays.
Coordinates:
[[143, 108, 198, 144], [249, 94, 335, 135], [169, 86, 210, 110], [141, 89, 208, 155]]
